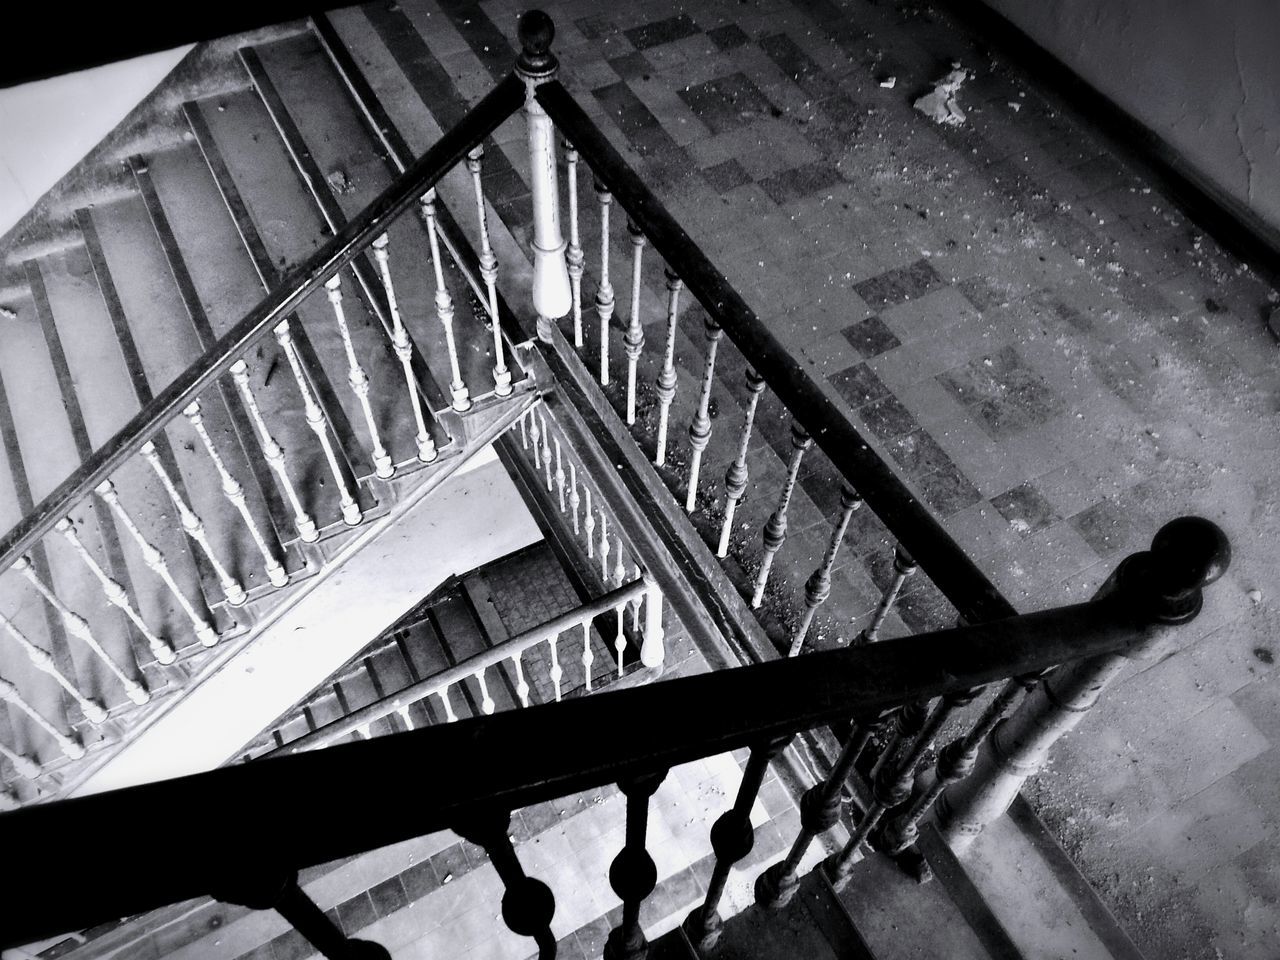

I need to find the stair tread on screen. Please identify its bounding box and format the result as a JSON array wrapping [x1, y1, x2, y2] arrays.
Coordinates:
[[830, 845, 995, 960], [144, 143, 354, 533], [249, 32, 504, 406]]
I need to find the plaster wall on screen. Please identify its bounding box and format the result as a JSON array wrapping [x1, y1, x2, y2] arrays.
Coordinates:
[[0, 46, 192, 236], [985, 0, 1280, 236]]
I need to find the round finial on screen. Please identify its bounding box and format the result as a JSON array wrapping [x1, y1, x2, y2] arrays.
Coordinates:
[[1149, 516, 1230, 597], [517, 10, 557, 78]]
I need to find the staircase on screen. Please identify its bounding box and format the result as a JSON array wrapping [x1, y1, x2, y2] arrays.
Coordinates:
[[0, 7, 1236, 960], [0, 13, 539, 806]]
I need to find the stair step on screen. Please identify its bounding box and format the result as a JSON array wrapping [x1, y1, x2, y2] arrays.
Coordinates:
[[244, 31, 501, 408], [182, 90, 381, 483]]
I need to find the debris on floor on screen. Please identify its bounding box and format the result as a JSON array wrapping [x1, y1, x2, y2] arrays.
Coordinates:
[[913, 66, 969, 126], [0, 305, 15, 321], [327, 167, 354, 194], [878, 75, 897, 89]]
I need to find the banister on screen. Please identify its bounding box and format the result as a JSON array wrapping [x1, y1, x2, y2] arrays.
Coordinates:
[[271, 578, 649, 755], [535, 80, 1017, 627], [0, 590, 1149, 945], [0, 72, 525, 574]]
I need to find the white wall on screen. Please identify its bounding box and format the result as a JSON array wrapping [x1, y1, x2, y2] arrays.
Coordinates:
[[986, 0, 1280, 236], [0, 46, 192, 236]]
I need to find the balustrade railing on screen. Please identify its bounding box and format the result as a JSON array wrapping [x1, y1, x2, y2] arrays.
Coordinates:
[[0, 12, 1236, 960], [0, 502, 1229, 957], [0, 73, 532, 788], [268, 576, 662, 756]]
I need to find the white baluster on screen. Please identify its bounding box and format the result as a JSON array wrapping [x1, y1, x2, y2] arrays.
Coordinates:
[[14, 555, 149, 705], [519, 407, 530, 450], [57, 518, 175, 665], [686, 317, 722, 513], [751, 423, 812, 609], [718, 369, 766, 558], [565, 141, 585, 348], [584, 487, 596, 559], [475, 669, 495, 715], [512, 651, 531, 707], [554, 438, 566, 513], [581, 620, 593, 693], [614, 602, 627, 679], [641, 575, 666, 669], [0, 738, 42, 779], [613, 536, 626, 588], [0, 611, 106, 723], [654, 270, 682, 466], [624, 221, 646, 425], [547, 631, 562, 702], [568, 462, 581, 534], [275, 320, 365, 524], [371, 236, 437, 463], [540, 411, 554, 492], [397, 704, 415, 730], [420, 190, 471, 412], [595, 181, 615, 385], [354, 722, 372, 741], [229, 360, 318, 543], [599, 510, 610, 581], [0, 676, 84, 760], [631, 563, 643, 633], [530, 411, 542, 471], [97, 480, 218, 647], [184, 400, 289, 587], [324, 275, 394, 480], [466, 146, 512, 396], [438, 684, 458, 722], [141, 440, 248, 605]]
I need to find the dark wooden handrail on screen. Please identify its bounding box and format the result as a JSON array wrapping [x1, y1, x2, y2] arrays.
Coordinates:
[[536, 80, 1017, 627], [0, 74, 524, 574], [0, 583, 1154, 945]]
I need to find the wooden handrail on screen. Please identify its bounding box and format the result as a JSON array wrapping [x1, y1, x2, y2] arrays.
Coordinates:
[[535, 80, 1017, 628], [0, 74, 524, 574], [271, 578, 649, 755], [0, 580, 1161, 945]]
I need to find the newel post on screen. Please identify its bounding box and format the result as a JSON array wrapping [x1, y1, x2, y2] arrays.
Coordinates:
[[640, 574, 665, 669], [517, 10, 572, 342], [935, 516, 1230, 855]]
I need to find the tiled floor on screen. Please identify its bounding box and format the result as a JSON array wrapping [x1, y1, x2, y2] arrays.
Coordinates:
[[349, 0, 1278, 957]]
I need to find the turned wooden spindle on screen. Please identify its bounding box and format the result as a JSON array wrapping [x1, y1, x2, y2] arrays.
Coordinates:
[[623, 220, 646, 425], [97, 479, 218, 647], [565, 140, 585, 348], [859, 545, 918, 643], [141, 439, 248, 605], [370, 235, 437, 463], [15, 554, 149, 705], [605, 769, 667, 960], [420, 190, 471, 412], [57, 517, 176, 665], [274, 321, 364, 524], [465, 145, 512, 396], [229, 359, 318, 543], [653, 269, 682, 466], [685, 735, 792, 952], [0, 737, 42, 780], [717, 368, 766, 558], [750, 422, 812, 608], [789, 486, 862, 657], [0, 675, 84, 760], [184, 400, 289, 588], [591, 180, 618, 387], [324, 275, 394, 479], [685, 316, 722, 513], [0, 611, 106, 723]]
